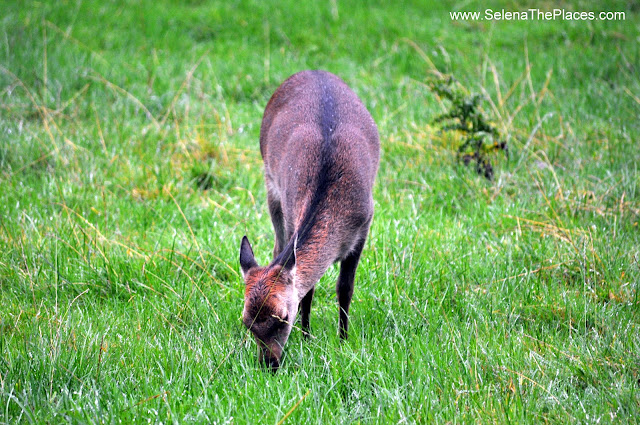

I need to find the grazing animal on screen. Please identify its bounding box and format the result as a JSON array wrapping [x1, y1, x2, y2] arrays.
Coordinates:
[[240, 70, 380, 371]]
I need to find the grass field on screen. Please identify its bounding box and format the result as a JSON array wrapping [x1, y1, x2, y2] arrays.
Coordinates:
[[1, 0, 639, 423]]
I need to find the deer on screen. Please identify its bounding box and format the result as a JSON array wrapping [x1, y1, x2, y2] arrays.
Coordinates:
[[239, 70, 380, 371]]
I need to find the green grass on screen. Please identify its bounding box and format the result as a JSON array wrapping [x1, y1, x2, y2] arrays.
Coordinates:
[[1, 0, 639, 423]]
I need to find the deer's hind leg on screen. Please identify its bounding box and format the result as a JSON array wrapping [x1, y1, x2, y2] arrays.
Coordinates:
[[336, 237, 366, 340], [267, 190, 286, 258], [299, 287, 314, 338]]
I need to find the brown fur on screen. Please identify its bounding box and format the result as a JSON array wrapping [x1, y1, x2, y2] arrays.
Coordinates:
[[240, 70, 379, 371]]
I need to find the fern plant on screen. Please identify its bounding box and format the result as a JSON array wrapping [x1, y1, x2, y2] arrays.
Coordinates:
[[429, 75, 507, 180]]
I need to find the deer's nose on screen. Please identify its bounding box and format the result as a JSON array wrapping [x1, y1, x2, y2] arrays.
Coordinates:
[[258, 346, 281, 372]]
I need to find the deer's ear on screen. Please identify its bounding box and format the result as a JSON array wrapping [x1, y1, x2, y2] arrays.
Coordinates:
[[276, 234, 296, 271], [240, 236, 258, 278]]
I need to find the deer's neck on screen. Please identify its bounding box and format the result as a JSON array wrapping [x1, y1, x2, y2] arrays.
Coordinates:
[[291, 227, 334, 301]]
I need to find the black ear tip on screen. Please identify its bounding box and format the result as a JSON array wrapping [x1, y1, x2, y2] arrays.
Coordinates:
[[241, 235, 252, 251], [278, 239, 296, 271], [240, 235, 258, 273], [240, 236, 252, 254]]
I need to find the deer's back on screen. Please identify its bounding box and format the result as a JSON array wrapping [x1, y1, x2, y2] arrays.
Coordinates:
[[260, 71, 379, 234]]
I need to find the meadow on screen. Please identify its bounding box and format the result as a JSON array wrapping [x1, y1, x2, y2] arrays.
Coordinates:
[[1, 0, 639, 423]]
